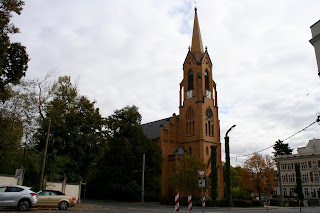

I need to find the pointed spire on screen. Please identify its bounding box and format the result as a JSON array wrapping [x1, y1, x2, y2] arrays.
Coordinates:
[[191, 7, 204, 60]]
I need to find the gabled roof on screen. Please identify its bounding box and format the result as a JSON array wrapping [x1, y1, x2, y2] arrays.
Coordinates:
[[142, 117, 174, 140], [183, 49, 213, 67]]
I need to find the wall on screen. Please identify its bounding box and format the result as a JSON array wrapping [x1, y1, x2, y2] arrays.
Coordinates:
[[0, 175, 18, 185]]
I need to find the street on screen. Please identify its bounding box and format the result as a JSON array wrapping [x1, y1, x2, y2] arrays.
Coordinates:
[[1, 200, 320, 213]]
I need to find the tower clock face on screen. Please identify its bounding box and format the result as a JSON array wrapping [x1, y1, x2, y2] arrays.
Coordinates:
[[206, 107, 213, 119]]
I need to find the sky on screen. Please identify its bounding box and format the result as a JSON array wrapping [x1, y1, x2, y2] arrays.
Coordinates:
[[10, 0, 320, 166]]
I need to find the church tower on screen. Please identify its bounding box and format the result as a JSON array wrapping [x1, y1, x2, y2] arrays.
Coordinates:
[[142, 6, 224, 198], [179, 7, 224, 197]]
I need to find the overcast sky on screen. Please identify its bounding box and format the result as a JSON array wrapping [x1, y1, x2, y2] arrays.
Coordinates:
[[11, 0, 320, 166]]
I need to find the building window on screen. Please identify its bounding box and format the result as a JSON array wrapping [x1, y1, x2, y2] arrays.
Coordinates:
[[206, 147, 209, 156], [205, 70, 209, 90], [287, 163, 292, 170], [189, 147, 192, 155], [283, 188, 287, 196], [301, 162, 307, 169], [192, 121, 195, 135], [280, 163, 285, 170], [302, 174, 308, 182], [282, 175, 286, 183], [186, 122, 189, 135], [314, 173, 319, 182], [304, 188, 309, 196], [290, 188, 294, 197], [312, 161, 318, 168], [188, 70, 193, 90], [288, 175, 293, 183]]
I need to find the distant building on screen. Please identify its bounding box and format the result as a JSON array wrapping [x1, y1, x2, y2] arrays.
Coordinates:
[[276, 139, 320, 199], [142, 7, 224, 198], [310, 20, 320, 78]]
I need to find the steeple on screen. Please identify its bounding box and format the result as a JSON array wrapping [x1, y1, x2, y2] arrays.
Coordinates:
[[191, 7, 204, 60]]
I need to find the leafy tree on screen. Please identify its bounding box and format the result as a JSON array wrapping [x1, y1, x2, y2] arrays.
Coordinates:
[[0, 109, 23, 173], [273, 140, 293, 157], [167, 154, 208, 197], [294, 163, 304, 200], [88, 105, 162, 201], [0, 0, 29, 101], [223, 165, 253, 200], [241, 153, 276, 200], [210, 146, 218, 200], [35, 76, 106, 182]]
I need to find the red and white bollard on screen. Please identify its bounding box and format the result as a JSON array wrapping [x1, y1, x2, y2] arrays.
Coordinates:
[[188, 195, 192, 211], [202, 196, 206, 208], [175, 193, 179, 212]]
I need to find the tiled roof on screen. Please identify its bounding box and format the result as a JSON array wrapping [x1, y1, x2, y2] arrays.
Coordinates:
[[142, 117, 173, 140]]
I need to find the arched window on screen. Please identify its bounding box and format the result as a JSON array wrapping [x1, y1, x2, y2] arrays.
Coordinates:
[[188, 70, 193, 90], [186, 122, 189, 135], [192, 120, 195, 135], [205, 70, 209, 90], [208, 121, 211, 135]]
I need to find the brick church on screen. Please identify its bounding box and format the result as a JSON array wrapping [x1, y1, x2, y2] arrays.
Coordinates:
[[142, 7, 224, 198]]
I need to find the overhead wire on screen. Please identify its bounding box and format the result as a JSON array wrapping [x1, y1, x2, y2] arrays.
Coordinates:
[[232, 82, 320, 158], [231, 118, 319, 159]]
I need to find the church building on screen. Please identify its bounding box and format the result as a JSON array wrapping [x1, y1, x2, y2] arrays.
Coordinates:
[[142, 7, 224, 198]]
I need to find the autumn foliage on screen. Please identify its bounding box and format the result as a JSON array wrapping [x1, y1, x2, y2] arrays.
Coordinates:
[[240, 153, 276, 199]]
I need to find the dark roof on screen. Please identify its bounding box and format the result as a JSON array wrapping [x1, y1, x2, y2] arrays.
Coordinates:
[[142, 117, 174, 140]]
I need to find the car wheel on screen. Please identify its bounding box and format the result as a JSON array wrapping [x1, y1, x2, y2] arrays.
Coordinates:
[[18, 199, 30, 211], [59, 201, 69, 210]]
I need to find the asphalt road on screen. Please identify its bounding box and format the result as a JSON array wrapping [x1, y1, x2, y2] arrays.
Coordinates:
[[1, 200, 320, 213]]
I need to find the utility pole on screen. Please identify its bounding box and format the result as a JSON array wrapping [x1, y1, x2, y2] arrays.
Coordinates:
[[225, 124, 236, 207], [40, 119, 51, 190], [141, 153, 145, 202]]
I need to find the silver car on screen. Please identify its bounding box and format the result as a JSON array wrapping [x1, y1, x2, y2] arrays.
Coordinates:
[[0, 185, 38, 211]]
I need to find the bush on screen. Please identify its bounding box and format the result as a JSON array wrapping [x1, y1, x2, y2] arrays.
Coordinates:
[[159, 197, 175, 205], [233, 199, 250, 207], [249, 200, 264, 207], [269, 199, 281, 206]]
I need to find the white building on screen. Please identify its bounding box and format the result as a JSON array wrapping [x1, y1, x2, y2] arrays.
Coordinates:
[[276, 139, 320, 199], [310, 20, 320, 78]]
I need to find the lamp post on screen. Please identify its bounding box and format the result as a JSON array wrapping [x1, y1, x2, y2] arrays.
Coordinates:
[[225, 124, 236, 207]]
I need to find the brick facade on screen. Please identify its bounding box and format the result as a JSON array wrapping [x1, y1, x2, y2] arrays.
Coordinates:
[[142, 8, 224, 199]]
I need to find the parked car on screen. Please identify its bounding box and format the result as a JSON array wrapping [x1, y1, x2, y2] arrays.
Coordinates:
[[0, 185, 38, 211], [36, 190, 76, 210]]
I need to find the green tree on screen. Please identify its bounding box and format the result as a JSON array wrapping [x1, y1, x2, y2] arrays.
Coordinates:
[[294, 163, 304, 200], [0, 109, 23, 173], [168, 154, 208, 197], [210, 146, 218, 200], [0, 0, 29, 101], [273, 140, 293, 157], [35, 76, 106, 182], [88, 105, 162, 201]]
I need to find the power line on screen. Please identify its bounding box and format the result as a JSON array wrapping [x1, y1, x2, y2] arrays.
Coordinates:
[[235, 82, 320, 157], [232, 115, 320, 159]]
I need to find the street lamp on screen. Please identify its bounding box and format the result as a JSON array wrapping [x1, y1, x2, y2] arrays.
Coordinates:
[[225, 124, 236, 207]]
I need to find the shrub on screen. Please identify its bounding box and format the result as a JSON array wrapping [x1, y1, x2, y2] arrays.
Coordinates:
[[269, 199, 281, 206], [249, 200, 264, 207], [232, 199, 250, 207]]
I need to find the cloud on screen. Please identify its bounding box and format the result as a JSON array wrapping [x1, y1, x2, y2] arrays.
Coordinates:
[[10, 0, 320, 166]]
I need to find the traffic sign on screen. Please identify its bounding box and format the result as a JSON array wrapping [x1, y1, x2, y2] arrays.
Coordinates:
[[197, 170, 206, 178], [198, 177, 206, 187], [15, 169, 24, 179]]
